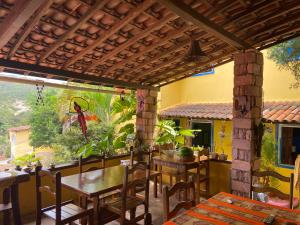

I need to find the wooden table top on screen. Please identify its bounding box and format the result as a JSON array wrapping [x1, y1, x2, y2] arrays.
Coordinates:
[[165, 192, 300, 225], [61, 165, 157, 198], [0, 170, 30, 184]]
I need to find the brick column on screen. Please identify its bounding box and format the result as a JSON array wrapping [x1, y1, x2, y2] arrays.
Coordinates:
[[231, 49, 263, 197], [136, 89, 158, 147]]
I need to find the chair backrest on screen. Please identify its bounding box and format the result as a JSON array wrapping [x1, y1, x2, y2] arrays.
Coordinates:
[[0, 177, 15, 208], [163, 181, 196, 222], [121, 162, 150, 213], [35, 166, 62, 224], [130, 147, 151, 166], [78, 154, 105, 173], [251, 170, 294, 208]]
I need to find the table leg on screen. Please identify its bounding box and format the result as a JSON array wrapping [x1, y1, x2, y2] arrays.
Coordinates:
[[11, 183, 22, 225], [196, 166, 200, 203], [92, 197, 100, 224], [80, 195, 88, 225], [153, 175, 158, 198], [158, 164, 162, 193], [184, 168, 188, 201], [3, 187, 10, 225]]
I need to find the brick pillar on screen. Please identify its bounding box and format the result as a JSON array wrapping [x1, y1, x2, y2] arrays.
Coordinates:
[[231, 49, 263, 197], [136, 89, 158, 147]]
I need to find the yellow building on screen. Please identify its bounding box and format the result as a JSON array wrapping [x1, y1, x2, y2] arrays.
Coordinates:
[[8, 125, 33, 158], [159, 50, 300, 195]]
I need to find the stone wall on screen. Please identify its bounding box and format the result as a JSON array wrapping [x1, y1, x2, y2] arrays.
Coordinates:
[[231, 49, 263, 197], [136, 89, 158, 146]]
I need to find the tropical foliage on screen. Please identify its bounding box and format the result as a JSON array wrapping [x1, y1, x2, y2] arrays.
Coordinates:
[[155, 120, 199, 148], [12, 152, 40, 167], [267, 37, 300, 88]]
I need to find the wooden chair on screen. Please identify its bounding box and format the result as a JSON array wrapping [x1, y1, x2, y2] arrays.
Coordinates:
[[187, 149, 210, 198], [162, 181, 196, 222], [78, 154, 105, 173], [157, 144, 184, 187], [130, 147, 161, 197], [251, 170, 294, 209], [105, 162, 150, 225], [35, 166, 93, 225], [0, 178, 14, 225]]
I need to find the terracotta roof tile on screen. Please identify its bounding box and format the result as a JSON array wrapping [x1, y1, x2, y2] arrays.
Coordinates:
[[159, 101, 300, 123]]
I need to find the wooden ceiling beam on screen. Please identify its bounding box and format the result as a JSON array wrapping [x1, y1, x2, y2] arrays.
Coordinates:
[[8, 0, 53, 59], [145, 43, 230, 84], [0, 0, 47, 50], [40, 0, 110, 63], [63, 0, 155, 68], [133, 39, 224, 82], [0, 58, 158, 90], [86, 13, 176, 72], [104, 25, 193, 77], [159, 0, 250, 49], [158, 57, 233, 87], [152, 50, 233, 86]]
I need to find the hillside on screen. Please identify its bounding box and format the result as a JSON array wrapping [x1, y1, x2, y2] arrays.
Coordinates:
[[0, 81, 33, 156]]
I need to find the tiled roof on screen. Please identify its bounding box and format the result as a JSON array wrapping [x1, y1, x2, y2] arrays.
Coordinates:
[[159, 102, 300, 123], [8, 125, 31, 132]]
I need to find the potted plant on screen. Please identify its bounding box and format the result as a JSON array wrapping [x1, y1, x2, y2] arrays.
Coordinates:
[[176, 146, 195, 162]]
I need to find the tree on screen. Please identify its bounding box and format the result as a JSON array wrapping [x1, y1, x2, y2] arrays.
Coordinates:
[[267, 37, 300, 88], [28, 89, 62, 148]]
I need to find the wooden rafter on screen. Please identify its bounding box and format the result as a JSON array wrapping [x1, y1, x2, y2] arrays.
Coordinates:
[[63, 0, 155, 68], [86, 13, 176, 73], [126, 37, 223, 81], [0, 58, 158, 90], [40, 0, 109, 62], [8, 0, 53, 59], [105, 25, 193, 77], [146, 43, 230, 84], [159, 0, 250, 49], [0, 0, 47, 50]]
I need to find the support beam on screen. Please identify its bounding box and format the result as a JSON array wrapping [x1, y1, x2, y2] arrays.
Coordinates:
[[0, 0, 47, 50], [0, 75, 130, 95], [8, 0, 53, 59], [63, 0, 155, 68], [40, 0, 109, 62], [106, 25, 193, 77], [0, 59, 158, 90], [86, 13, 176, 72], [159, 0, 250, 49]]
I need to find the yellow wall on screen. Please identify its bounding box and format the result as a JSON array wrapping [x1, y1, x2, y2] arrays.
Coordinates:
[[9, 129, 33, 158], [160, 50, 300, 109]]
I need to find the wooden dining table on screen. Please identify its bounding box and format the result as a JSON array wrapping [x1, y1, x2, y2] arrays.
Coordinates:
[[164, 192, 300, 225], [152, 155, 209, 201], [61, 165, 158, 224]]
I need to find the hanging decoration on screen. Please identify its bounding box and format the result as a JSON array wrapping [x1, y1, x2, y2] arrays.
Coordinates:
[[35, 84, 44, 105], [74, 101, 88, 141], [184, 38, 209, 63]]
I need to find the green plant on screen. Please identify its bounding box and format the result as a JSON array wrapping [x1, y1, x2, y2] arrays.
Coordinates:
[[12, 152, 40, 167], [155, 120, 199, 148], [260, 131, 278, 186], [267, 37, 300, 88]]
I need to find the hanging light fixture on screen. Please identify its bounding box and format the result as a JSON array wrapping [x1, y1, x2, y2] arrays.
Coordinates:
[[184, 38, 209, 62]]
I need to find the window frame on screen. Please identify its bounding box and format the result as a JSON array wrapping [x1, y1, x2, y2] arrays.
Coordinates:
[[192, 67, 215, 77], [189, 119, 214, 151], [276, 123, 300, 169]]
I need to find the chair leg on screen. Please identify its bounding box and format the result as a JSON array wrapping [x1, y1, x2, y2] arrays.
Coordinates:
[[130, 207, 136, 221], [88, 213, 94, 225], [144, 213, 152, 225]]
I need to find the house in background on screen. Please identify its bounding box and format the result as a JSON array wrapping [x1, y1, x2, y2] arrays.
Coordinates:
[[159, 49, 300, 196], [8, 125, 33, 158]]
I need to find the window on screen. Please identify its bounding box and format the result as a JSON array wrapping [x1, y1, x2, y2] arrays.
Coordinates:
[[191, 121, 212, 149], [173, 119, 180, 131], [193, 67, 214, 77], [278, 124, 300, 167]]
